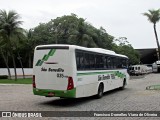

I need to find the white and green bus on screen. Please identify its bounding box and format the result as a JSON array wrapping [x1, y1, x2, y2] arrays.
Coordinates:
[[33, 44, 129, 98]]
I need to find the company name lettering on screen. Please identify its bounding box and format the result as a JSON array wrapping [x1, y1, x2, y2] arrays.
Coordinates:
[[98, 74, 115, 81], [41, 67, 64, 72]]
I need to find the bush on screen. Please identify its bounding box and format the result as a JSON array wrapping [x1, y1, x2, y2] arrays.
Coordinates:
[[0, 75, 8, 79]]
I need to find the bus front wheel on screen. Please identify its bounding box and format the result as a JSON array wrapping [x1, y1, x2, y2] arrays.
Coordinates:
[[120, 79, 126, 90], [96, 83, 104, 99]]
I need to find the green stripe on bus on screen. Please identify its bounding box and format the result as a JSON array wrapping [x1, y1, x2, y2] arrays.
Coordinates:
[[39, 60, 44, 66], [48, 49, 56, 56], [35, 49, 56, 66], [35, 60, 44, 66], [42, 55, 49, 61], [77, 71, 126, 78], [35, 59, 41, 66], [77, 71, 115, 76]]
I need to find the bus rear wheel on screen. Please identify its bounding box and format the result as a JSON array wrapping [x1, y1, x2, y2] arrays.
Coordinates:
[[96, 83, 104, 99]]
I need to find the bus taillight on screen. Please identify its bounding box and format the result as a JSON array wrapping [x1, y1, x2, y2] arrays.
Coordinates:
[[67, 77, 74, 90], [32, 75, 36, 88]]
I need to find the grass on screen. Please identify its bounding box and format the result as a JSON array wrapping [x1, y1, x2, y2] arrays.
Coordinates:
[[0, 78, 32, 84]]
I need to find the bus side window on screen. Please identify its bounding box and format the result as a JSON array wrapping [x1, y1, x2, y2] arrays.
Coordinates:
[[113, 57, 117, 68], [95, 55, 104, 69], [84, 53, 90, 69], [121, 58, 127, 68], [117, 58, 124, 68], [76, 53, 80, 70], [135, 67, 137, 70], [105, 56, 112, 69], [110, 57, 114, 69], [107, 57, 111, 69], [89, 54, 95, 70], [79, 52, 84, 70], [76, 51, 84, 70]]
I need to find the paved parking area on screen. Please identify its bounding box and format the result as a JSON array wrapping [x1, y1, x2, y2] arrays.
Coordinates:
[[0, 73, 160, 120]]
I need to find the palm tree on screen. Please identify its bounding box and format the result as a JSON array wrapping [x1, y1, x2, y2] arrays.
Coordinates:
[[143, 9, 160, 60], [24, 29, 35, 68], [0, 9, 23, 80], [0, 37, 11, 79]]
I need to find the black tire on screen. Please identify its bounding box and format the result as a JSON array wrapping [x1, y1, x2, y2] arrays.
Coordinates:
[[96, 84, 104, 99], [120, 79, 126, 90]]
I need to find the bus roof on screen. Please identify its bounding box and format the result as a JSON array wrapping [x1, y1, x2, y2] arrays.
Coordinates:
[[36, 44, 128, 59]]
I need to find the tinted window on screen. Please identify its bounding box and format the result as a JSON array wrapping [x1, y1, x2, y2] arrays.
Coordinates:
[[76, 50, 128, 70], [106, 56, 112, 69], [89, 54, 95, 69], [135, 67, 137, 70], [76, 51, 84, 70], [95, 55, 104, 69], [84, 53, 90, 69]]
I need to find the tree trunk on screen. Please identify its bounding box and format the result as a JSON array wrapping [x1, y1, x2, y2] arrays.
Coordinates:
[[28, 53, 32, 68], [0, 49, 11, 79], [18, 52, 25, 79], [153, 24, 160, 60], [11, 53, 17, 80]]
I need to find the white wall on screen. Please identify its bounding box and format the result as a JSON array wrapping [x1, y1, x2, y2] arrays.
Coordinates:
[[0, 68, 33, 76]]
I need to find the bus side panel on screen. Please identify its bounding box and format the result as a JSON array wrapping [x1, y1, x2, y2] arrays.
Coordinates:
[[110, 70, 125, 90], [76, 70, 129, 98], [76, 74, 99, 98]]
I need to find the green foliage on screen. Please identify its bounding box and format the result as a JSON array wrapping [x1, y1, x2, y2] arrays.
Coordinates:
[[31, 14, 114, 49], [31, 15, 139, 64], [113, 37, 140, 64], [143, 9, 160, 24], [143, 9, 160, 60], [0, 9, 25, 80], [0, 11, 140, 68], [31, 23, 53, 45]]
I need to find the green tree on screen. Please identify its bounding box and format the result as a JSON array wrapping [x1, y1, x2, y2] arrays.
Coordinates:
[[0, 36, 11, 79], [24, 29, 35, 68], [30, 14, 114, 48], [0, 9, 23, 80], [143, 9, 160, 60], [34, 14, 98, 47], [69, 18, 95, 47], [113, 37, 140, 64], [27, 14, 138, 65], [92, 26, 114, 49], [32, 23, 53, 45]]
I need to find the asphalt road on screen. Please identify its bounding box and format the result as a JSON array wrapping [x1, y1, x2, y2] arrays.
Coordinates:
[[0, 73, 160, 120]]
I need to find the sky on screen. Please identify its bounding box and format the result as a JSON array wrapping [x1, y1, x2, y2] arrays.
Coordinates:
[[0, 0, 160, 49]]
